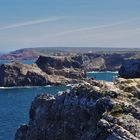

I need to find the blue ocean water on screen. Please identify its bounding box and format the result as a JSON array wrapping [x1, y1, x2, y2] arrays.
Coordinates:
[[87, 71, 118, 82], [0, 86, 70, 140], [0, 60, 118, 140]]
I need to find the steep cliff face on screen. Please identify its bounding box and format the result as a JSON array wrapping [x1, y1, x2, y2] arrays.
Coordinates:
[[1, 47, 137, 71], [119, 59, 140, 78], [36, 56, 82, 70], [0, 61, 86, 87], [72, 53, 133, 71], [36, 56, 86, 79], [0, 62, 49, 87], [15, 79, 140, 140]]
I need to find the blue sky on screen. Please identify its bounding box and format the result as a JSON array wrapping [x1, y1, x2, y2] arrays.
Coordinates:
[[0, 0, 140, 51]]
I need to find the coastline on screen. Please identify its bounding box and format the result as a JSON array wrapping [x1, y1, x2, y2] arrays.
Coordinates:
[[87, 71, 118, 74], [0, 71, 118, 88]]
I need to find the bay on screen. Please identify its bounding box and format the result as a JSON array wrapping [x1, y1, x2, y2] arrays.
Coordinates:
[[0, 60, 118, 140]]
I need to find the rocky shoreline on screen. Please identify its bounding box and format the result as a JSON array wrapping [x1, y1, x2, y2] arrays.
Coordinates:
[[0, 56, 86, 87], [15, 77, 140, 140], [14, 57, 140, 140], [1, 48, 139, 71], [0, 52, 135, 139], [1, 53, 140, 87]]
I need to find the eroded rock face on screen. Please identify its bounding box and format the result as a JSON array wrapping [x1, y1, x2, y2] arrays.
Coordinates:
[[72, 53, 133, 71], [119, 59, 140, 78], [0, 62, 49, 87], [1, 48, 137, 71], [15, 79, 140, 140], [36, 56, 82, 69], [36, 56, 86, 79], [0, 61, 86, 87]]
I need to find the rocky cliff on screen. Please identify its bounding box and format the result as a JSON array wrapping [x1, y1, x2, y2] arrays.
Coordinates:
[[0, 56, 86, 87], [119, 59, 140, 78], [36, 56, 82, 70], [72, 53, 133, 71], [0, 49, 40, 60], [1, 47, 138, 71], [0, 61, 49, 87], [15, 78, 140, 140], [36, 56, 86, 79]]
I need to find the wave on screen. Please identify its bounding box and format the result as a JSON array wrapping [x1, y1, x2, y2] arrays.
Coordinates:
[[0, 85, 52, 89], [66, 83, 80, 87], [87, 71, 118, 74]]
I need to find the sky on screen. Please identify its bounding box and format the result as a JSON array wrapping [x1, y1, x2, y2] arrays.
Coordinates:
[[0, 0, 140, 52]]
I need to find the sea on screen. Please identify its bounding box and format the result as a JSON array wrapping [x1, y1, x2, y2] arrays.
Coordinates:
[[0, 60, 118, 140]]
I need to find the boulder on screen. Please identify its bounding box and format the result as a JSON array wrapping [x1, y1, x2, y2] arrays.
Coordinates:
[[119, 59, 140, 78]]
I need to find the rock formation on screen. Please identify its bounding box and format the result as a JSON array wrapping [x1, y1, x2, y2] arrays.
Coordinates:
[[119, 59, 140, 78], [0, 49, 39, 60], [72, 53, 133, 71], [1, 47, 137, 71], [0, 56, 86, 87], [36, 56, 82, 70], [0, 61, 49, 87], [15, 78, 140, 140], [36, 56, 86, 79]]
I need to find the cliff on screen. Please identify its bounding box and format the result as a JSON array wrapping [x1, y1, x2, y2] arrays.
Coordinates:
[[72, 53, 133, 71], [1, 47, 139, 71], [36, 56, 86, 79], [119, 59, 140, 78], [15, 78, 140, 140], [0, 56, 86, 87], [0, 49, 40, 60], [0, 61, 49, 87]]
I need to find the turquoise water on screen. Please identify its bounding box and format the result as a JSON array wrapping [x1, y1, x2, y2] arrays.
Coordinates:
[[87, 71, 118, 82], [0, 60, 118, 140]]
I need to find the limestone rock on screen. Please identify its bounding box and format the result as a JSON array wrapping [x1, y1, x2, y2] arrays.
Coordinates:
[[36, 56, 86, 79], [15, 79, 140, 140], [0, 61, 86, 87]]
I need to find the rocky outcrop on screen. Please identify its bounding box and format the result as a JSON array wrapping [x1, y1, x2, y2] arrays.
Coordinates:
[[15, 78, 140, 140], [82, 57, 106, 71], [1, 47, 137, 71], [0, 61, 49, 87], [119, 59, 140, 78], [72, 53, 133, 71], [0, 49, 40, 60], [0, 57, 86, 87], [36, 56, 86, 79], [36, 56, 82, 70]]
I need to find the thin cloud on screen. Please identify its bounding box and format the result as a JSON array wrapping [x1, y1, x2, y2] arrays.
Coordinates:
[[0, 16, 66, 31], [52, 17, 140, 36]]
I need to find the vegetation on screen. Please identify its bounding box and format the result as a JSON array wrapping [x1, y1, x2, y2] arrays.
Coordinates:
[[125, 79, 134, 84], [110, 104, 123, 117]]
